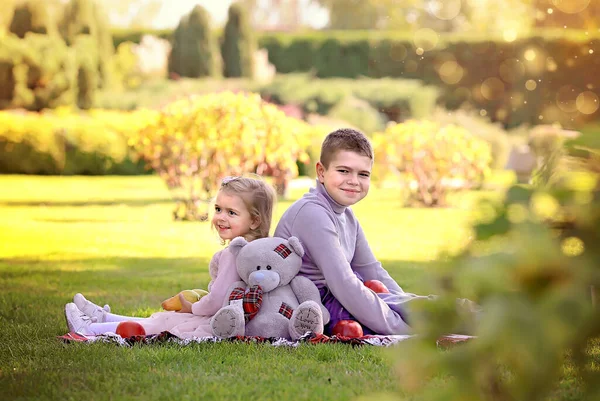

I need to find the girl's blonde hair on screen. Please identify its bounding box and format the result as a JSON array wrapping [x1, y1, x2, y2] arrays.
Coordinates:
[[217, 176, 276, 242]]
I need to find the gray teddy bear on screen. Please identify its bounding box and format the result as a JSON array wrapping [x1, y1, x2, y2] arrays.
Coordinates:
[[210, 236, 330, 340]]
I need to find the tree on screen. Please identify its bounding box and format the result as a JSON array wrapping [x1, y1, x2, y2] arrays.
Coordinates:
[[59, 0, 114, 88], [9, 0, 56, 38], [221, 3, 255, 78], [168, 5, 220, 79], [59, 0, 95, 44]]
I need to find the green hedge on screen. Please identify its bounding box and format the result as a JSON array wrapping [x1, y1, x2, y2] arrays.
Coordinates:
[[258, 30, 600, 127]]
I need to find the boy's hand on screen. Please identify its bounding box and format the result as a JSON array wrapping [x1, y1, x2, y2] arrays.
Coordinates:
[[177, 293, 193, 313]]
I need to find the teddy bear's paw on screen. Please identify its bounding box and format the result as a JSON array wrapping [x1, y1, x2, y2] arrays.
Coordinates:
[[211, 307, 245, 338], [289, 301, 324, 340]]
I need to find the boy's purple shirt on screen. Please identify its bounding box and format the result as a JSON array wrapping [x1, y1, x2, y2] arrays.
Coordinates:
[[274, 180, 425, 335]]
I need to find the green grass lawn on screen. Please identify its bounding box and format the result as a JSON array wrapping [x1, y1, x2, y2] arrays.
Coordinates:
[[0, 174, 585, 400]]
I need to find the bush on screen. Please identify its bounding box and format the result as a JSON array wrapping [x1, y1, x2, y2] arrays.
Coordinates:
[[0, 109, 150, 175], [109, 41, 141, 90], [221, 3, 255, 78], [0, 33, 77, 111], [128, 92, 314, 218], [373, 120, 493, 207], [430, 107, 512, 170], [326, 96, 387, 134], [0, 110, 64, 174]]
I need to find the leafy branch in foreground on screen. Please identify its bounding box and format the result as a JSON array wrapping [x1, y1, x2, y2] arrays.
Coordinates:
[[392, 131, 600, 401]]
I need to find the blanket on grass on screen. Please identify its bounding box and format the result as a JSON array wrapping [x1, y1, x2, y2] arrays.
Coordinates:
[[58, 331, 474, 349]]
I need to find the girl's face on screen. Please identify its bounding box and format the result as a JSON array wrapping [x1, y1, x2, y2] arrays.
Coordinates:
[[212, 191, 257, 242]]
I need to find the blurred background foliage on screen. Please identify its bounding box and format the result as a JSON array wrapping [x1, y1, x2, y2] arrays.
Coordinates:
[[1, 0, 598, 208]]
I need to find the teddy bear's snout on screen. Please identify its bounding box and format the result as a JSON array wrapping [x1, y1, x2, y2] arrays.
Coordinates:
[[248, 270, 280, 292]]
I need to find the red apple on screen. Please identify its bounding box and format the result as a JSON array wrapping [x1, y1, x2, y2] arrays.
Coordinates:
[[331, 320, 364, 338], [364, 279, 390, 294], [116, 321, 146, 338]]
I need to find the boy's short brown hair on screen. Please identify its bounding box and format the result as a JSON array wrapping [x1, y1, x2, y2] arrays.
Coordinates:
[[319, 128, 374, 168]]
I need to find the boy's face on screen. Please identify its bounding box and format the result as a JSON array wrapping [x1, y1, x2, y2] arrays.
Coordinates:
[[316, 150, 372, 207]]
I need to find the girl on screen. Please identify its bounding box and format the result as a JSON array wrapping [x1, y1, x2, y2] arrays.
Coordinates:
[[64, 176, 276, 339]]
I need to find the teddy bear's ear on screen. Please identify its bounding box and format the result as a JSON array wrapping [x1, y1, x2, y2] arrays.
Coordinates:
[[229, 236, 248, 256], [287, 236, 304, 257]]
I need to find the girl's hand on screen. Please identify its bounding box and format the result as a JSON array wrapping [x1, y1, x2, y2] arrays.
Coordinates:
[[177, 293, 193, 313]]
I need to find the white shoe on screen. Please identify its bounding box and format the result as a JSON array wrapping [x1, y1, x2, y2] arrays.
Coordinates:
[[73, 293, 110, 323], [65, 303, 93, 334]]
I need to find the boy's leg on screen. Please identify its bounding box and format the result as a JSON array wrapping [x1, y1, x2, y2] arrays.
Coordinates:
[[319, 287, 375, 335], [378, 293, 483, 333]]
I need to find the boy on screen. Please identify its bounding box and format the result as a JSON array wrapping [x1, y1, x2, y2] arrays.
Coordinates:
[[274, 128, 430, 335]]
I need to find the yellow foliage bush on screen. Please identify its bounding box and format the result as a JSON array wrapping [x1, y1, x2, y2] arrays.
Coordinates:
[[373, 120, 492, 206], [128, 91, 316, 218], [0, 108, 153, 174]]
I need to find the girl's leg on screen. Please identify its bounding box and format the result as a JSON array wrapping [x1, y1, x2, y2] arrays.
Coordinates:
[[73, 293, 145, 323], [65, 303, 148, 335], [73, 293, 110, 322], [103, 313, 145, 323]]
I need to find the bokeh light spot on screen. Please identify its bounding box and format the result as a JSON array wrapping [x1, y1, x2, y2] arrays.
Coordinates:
[[413, 28, 439, 51], [531, 193, 559, 221], [496, 109, 507, 120], [481, 77, 505, 100], [556, 85, 579, 113], [438, 61, 464, 84], [430, 0, 461, 20], [576, 91, 600, 114], [552, 0, 590, 14], [524, 49, 537, 61], [503, 29, 518, 42], [546, 57, 558, 71], [389, 44, 407, 61], [405, 60, 418, 73], [526, 80, 538, 91], [499, 58, 525, 83], [561, 237, 584, 257]]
